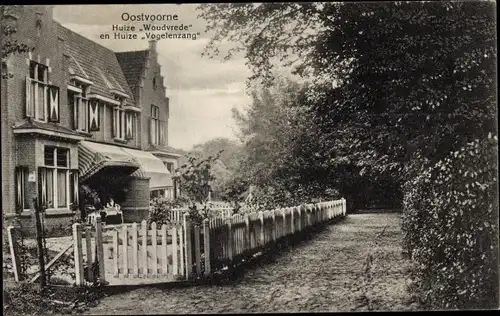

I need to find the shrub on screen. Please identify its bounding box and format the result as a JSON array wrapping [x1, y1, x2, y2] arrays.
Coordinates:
[[402, 137, 498, 309], [148, 197, 188, 227]]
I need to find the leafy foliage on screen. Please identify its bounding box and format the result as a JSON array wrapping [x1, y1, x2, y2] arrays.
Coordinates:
[[148, 196, 189, 227], [198, 1, 496, 182], [402, 136, 498, 309], [181, 138, 243, 200], [173, 153, 226, 225], [1, 5, 32, 79]]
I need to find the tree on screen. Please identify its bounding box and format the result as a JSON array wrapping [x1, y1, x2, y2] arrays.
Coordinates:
[[182, 138, 243, 200], [198, 1, 497, 204], [198, 1, 496, 177], [226, 77, 335, 208], [174, 152, 223, 225]]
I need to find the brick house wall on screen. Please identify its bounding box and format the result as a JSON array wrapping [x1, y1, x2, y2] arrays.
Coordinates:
[[2, 6, 77, 228], [2, 6, 179, 236], [138, 42, 170, 150]]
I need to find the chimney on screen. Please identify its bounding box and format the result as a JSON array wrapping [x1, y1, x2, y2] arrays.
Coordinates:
[[148, 40, 157, 52]]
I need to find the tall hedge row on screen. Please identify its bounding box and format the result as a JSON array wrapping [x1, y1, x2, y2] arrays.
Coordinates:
[[402, 137, 499, 309]]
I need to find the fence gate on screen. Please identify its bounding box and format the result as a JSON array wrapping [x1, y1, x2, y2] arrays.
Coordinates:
[[73, 217, 189, 286]]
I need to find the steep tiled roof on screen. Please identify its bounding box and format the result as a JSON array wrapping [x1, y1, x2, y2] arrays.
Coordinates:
[[56, 22, 133, 101], [115, 50, 148, 91]]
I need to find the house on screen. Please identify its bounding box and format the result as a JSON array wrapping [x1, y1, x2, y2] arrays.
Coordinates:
[[1, 5, 180, 237]]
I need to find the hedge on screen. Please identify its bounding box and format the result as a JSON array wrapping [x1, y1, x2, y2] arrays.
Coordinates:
[[402, 136, 498, 309]]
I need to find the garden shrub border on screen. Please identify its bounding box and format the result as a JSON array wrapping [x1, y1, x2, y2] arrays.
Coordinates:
[[402, 137, 499, 310]]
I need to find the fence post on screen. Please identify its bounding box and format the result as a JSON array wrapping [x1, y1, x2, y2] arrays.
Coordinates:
[[7, 226, 21, 282], [132, 222, 139, 277], [72, 223, 84, 286], [183, 214, 193, 280], [244, 214, 250, 252], [297, 206, 302, 231], [203, 219, 211, 277], [342, 198, 346, 215], [291, 207, 295, 234], [85, 227, 93, 282], [95, 216, 106, 284]]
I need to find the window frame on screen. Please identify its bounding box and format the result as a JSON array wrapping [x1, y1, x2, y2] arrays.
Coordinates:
[[113, 103, 126, 141], [150, 105, 161, 145], [27, 61, 49, 122], [15, 166, 31, 212], [69, 83, 92, 132], [42, 146, 71, 210]]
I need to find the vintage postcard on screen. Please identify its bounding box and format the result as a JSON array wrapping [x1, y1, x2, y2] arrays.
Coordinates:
[[1, 2, 498, 314]]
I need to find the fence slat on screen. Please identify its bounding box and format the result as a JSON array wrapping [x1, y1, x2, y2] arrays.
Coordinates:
[[194, 225, 201, 277], [132, 223, 139, 277], [226, 218, 233, 262], [161, 224, 168, 276], [184, 214, 193, 279], [141, 220, 148, 277], [72, 223, 84, 286], [113, 229, 119, 277], [180, 224, 185, 277], [122, 225, 129, 277], [258, 211, 264, 247], [172, 226, 179, 276], [151, 222, 158, 277]]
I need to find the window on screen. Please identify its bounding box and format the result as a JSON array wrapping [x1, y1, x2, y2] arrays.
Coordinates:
[[150, 105, 164, 145], [150, 189, 163, 199], [26, 61, 48, 121], [41, 146, 71, 209], [70, 83, 99, 132], [15, 166, 31, 211], [165, 162, 174, 173], [113, 97, 134, 141], [150, 189, 172, 200], [152, 77, 157, 90], [26, 61, 59, 122]]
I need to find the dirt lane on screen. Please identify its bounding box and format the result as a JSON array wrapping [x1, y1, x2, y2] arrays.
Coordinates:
[[87, 213, 417, 314]]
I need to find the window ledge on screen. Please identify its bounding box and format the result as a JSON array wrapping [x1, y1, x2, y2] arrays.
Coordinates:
[[20, 208, 76, 217], [77, 130, 92, 137], [114, 138, 127, 144]]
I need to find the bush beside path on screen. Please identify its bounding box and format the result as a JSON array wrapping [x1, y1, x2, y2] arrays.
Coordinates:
[[87, 213, 418, 314]]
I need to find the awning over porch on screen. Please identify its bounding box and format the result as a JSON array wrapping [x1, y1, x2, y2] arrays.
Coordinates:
[[78, 141, 140, 182], [122, 148, 173, 189]]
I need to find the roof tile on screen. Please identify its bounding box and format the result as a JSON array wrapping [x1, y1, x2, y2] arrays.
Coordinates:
[[56, 22, 134, 101]]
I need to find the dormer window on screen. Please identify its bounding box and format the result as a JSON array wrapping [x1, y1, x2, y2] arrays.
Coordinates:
[[69, 82, 98, 133], [113, 96, 135, 141]]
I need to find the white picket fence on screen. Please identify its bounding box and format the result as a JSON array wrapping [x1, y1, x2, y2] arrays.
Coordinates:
[[72, 199, 346, 286]]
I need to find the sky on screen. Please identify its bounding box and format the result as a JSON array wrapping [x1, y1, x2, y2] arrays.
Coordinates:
[[53, 4, 253, 150]]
